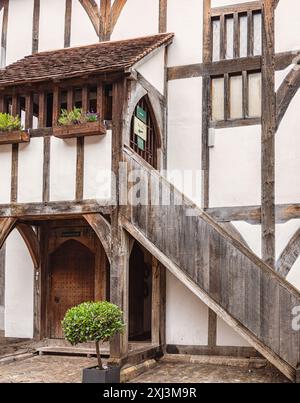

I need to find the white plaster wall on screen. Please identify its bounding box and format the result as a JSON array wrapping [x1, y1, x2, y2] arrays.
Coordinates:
[[275, 0, 300, 53], [287, 255, 300, 292], [210, 125, 261, 208], [84, 130, 112, 200], [71, 0, 98, 47], [217, 318, 250, 347], [6, 0, 33, 65], [232, 222, 262, 258], [166, 272, 208, 346], [18, 139, 43, 203], [50, 137, 77, 201], [167, 77, 202, 205], [111, 0, 159, 41], [137, 48, 165, 95], [38, 0, 65, 52], [0, 145, 12, 204], [167, 0, 202, 66], [5, 229, 34, 339], [276, 91, 300, 205]]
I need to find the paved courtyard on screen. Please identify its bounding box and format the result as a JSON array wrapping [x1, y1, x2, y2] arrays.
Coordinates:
[[0, 355, 290, 383]]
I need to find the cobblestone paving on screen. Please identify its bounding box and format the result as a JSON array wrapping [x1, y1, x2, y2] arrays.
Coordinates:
[[0, 355, 291, 383], [130, 362, 290, 383], [0, 355, 99, 383]]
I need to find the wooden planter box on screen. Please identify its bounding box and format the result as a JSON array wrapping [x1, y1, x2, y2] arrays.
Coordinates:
[[53, 121, 107, 139], [0, 130, 30, 145]]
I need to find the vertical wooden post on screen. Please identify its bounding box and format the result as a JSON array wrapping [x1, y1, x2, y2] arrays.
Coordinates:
[[202, 0, 218, 347], [82, 86, 89, 113], [95, 242, 107, 301], [64, 0, 72, 48], [11, 95, 19, 203], [109, 79, 129, 365], [0, 95, 5, 113], [159, 0, 168, 33], [39, 92, 50, 202], [97, 83, 104, 119], [100, 0, 111, 41], [25, 93, 33, 130], [1, 0, 9, 68], [261, 0, 276, 267], [32, 0, 40, 54], [67, 87, 74, 111], [202, 0, 211, 210], [52, 86, 60, 127], [151, 257, 160, 346]]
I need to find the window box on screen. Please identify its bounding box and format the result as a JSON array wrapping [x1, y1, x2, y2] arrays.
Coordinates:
[[53, 121, 106, 139], [0, 130, 30, 145]]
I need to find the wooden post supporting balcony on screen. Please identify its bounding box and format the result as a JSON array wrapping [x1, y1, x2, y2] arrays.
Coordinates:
[[97, 83, 104, 119], [25, 93, 33, 130], [52, 86, 60, 127]]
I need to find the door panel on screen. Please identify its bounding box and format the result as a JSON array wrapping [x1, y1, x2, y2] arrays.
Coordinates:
[[49, 240, 95, 339]]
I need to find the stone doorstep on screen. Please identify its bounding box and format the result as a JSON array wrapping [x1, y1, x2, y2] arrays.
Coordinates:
[[161, 354, 270, 370], [0, 352, 35, 366], [121, 360, 158, 383]]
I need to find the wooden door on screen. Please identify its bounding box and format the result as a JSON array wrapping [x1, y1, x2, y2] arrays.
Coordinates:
[[49, 240, 95, 339]]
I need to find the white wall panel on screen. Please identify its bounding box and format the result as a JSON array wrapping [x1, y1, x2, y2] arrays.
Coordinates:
[[167, 77, 202, 205], [39, 0, 65, 51], [18, 139, 43, 203], [50, 137, 76, 201], [6, 0, 33, 65], [167, 0, 202, 66], [111, 0, 159, 41], [137, 48, 165, 95], [0, 145, 12, 204], [5, 229, 34, 339], [166, 272, 208, 346], [84, 131, 112, 200], [71, 0, 98, 47], [210, 125, 261, 207]]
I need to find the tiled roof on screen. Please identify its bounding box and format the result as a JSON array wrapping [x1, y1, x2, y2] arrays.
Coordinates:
[[0, 33, 174, 87]]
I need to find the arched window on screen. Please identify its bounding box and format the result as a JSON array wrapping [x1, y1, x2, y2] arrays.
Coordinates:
[[130, 97, 158, 169]]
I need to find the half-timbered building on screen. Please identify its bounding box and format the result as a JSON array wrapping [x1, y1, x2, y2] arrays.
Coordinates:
[[0, 0, 300, 382]]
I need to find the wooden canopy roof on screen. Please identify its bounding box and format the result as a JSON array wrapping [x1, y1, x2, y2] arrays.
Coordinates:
[[0, 33, 174, 88]]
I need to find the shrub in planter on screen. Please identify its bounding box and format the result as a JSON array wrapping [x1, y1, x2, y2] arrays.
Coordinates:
[[0, 113, 23, 132], [58, 107, 99, 126], [62, 301, 125, 383]]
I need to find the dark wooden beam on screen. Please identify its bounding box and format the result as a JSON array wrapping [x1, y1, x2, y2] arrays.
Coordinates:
[[159, 0, 167, 33], [276, 67, 300, 130], [207, 203, 300, 225], [1, 0, 9, 68], [276, 228, 300, 278], [64, 0, 72, 48], [110, 0, 127, 34], [84, 213, 112, 263], [0, 199, 112, 219], [16, 223, 40, 269], [32, 0, 40, 54], [201, 0, 211, 210], [167, 51, 300, 81], [100, 0, 111, 41], [261, 0, 276, 267], [0, 218, 17, 249]]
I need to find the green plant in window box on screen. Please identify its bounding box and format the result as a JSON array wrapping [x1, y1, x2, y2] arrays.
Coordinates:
[[0, 113, 23, 132], [58, 107, 99, 126]]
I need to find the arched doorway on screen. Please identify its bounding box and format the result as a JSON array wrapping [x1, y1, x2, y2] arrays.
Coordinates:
[[130, 96, 159, 169], [129, 242, 152, 342], [49, 240, 95, 339]]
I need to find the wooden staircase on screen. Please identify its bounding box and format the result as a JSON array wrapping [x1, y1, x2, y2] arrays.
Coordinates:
[[121, 146, 300, 382]]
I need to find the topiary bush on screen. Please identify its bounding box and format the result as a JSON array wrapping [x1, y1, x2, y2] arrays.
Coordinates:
[[0, 113, 22, 132], [62, 301, 125, 370]]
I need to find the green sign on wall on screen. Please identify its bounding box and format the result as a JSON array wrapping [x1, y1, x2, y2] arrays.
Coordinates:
[[137, 136, 145, 151], [136, 106, 147, 124]]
